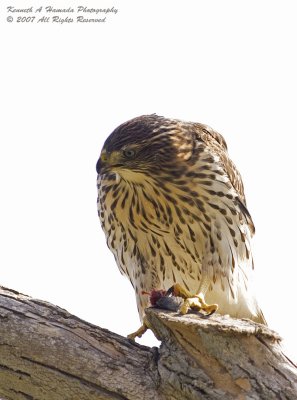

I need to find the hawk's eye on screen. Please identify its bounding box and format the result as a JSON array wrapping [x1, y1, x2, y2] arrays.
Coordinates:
[[123, 148, 136, 158]]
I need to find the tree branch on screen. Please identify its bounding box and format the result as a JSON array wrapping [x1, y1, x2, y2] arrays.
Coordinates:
[[0, 286, 159, 400], [1, 286, 296, 400]]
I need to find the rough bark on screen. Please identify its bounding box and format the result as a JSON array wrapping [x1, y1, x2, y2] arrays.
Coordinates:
[[0, 286, 296, 400]]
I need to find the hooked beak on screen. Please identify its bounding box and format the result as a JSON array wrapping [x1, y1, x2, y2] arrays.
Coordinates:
[[96, 151, 122, 174], [96, 157, 103, 174], [96, 150, 108, 174]]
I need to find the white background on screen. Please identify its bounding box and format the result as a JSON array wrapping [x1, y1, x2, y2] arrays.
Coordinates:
[[1, 0, 296, 361]]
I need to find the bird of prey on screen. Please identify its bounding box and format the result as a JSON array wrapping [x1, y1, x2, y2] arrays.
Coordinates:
[[96, 114, 265, 334]]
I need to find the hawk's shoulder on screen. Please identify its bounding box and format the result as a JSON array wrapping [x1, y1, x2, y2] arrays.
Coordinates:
[[192, 123, 255, 235]]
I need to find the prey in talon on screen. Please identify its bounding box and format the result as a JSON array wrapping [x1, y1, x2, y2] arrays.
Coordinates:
[[143, 289, 183, 312], [96, 115, 267, 340], [143, 286, 218, 316], [127, 290, 183, 340], [168, 283, 218, 316]]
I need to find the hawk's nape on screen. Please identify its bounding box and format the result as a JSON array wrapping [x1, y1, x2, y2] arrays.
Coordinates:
[[96, 114, 266, 325]]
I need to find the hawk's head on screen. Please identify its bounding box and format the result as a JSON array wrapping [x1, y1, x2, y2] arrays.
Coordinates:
[[96, 114, 195, 180]]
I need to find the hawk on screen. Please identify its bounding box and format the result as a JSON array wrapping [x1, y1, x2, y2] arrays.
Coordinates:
[[96, 115, 265, 329]]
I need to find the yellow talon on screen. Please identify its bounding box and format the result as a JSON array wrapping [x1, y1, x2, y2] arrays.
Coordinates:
[[127, 317, 151, 340], [127, 323, 148, 340], [128, 284, 218, 341], [171, 283, 218, 316]]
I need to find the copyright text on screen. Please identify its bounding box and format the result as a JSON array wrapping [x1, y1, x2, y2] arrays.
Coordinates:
[[6, 5, 119, 24]]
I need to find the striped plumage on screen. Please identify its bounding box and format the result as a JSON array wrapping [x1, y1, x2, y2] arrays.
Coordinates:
[[96, 115, 265, 324]]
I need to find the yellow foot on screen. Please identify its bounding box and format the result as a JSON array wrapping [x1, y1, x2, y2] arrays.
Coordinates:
[[169, 283, 218, 316], [127, 321, 149, 340]]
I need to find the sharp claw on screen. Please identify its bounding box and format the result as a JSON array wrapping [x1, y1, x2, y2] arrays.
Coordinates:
[[166, 286, 175, 296], [169, 284, 218, 316], [170, 283, 193, 298], [127, 317, 151, 340], [127, 323, 148, 340], [206, 307, 217, 316]]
